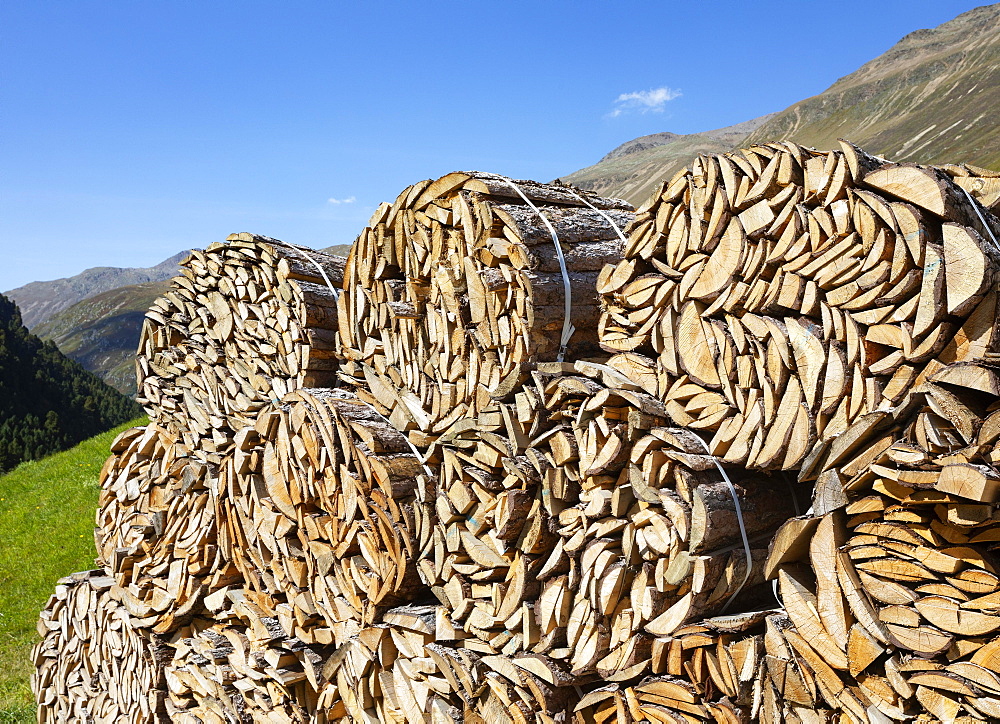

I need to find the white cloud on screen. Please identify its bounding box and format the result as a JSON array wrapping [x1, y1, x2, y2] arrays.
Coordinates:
[[609, 86, 681, 117], [327, 196, 356, 205]]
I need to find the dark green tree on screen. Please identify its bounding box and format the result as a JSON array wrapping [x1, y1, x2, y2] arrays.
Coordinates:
[[0, 293, 141, 472]]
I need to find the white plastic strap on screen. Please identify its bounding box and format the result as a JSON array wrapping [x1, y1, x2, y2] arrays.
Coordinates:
[[566, 190, 629, 245], [690, 435, 753, 613], [280, 241, 342, 300], [504, 180, 575, 362], [960, 187, 1000, 256]]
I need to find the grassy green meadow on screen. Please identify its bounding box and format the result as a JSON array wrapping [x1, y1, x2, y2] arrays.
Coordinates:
[[0, 418, 145, 723]]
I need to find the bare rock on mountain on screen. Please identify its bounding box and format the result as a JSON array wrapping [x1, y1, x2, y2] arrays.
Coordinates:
[[743, 4, 1000, 167]]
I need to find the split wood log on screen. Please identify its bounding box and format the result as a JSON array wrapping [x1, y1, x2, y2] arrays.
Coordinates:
[[162, 586, 331, 723], [218, 388, 428, 640], [136, 234, 346, 459], [466, 650, 578, 724], [943, 163, 1000, 212], [337, 171, 633, 439], [95, 425, 241, 634], [32, 570, 169, 724], [600, 141, 1000, 472]]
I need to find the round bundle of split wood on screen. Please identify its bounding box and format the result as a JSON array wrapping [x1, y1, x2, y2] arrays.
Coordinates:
[[136, 233, 346, 458], [337, 171, 633, 439], [418, 360, 794, 679], [217, 388, 428, 636], [414, 378, 565, 657], [163, 586, 330, 723], [571, 610, 773, 724], [600, 141, 1000, 472], [317, 604, 573, 724], [531, 364, 794, 678], [95, 425, 241, 633], [757, 361, 1000, 722], [32, 570, 169, 724], [317, 605, 481, 722]]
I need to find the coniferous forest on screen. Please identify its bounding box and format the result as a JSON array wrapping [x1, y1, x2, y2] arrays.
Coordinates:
[[0, 293, 140, 472]]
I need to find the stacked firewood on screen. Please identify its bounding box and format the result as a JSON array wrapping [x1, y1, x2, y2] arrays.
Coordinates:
[[336, 171, 634, 438], [31, 570, 169, 723], [218, 387, 426, 640], [600, 142, 1000, 471], [34, 153, 1000, 723], [162, 586, 330, 723], [135, 233, 346, 459], [416, 359, 796, 680], [94, 424, 241, 633]]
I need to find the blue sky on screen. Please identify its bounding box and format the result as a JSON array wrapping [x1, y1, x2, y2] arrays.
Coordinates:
[[1, 0, 990, 291]]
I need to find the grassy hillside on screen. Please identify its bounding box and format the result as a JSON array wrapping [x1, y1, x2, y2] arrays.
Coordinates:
[[34, 281, 170, 396], [320, 243, 352, 256], [744, 4, 1000, 169], [0, 417, 146, 722], [562, 133, 731, 206]]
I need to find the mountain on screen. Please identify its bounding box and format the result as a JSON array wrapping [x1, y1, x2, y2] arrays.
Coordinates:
[[742, 4, 1000, 167], [0, 294, 141, 472], [33, 281, 171, 396], [563, 4, 1000, 205], [4, 251, 188, 329], [562, 115, 775, 205]]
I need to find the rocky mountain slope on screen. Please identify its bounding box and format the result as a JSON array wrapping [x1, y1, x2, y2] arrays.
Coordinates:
[[742, 4, 1000, 168], [564, 4, 1000, 204], [5, 251, 188, 329]]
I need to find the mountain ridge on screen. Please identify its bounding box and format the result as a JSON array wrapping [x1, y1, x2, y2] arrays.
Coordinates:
[[563, 4, 1000, 204], [5, 251, 189, 329], [33, 281, 172, 396]]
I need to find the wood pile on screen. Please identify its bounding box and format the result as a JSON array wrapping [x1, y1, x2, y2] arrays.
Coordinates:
[[415, 360, 795, 678], [95, 423, 241, 633], [163, 586, 331, 723], [31, 570, 169, 723], [136, 234, 346, 460], [336, 172, 633, 437], [599, 141, 1000, 471], [34, 153, 1000, 723], [218, 387, 426, 638]]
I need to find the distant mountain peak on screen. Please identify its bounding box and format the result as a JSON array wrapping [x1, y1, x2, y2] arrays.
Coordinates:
[[599, 133, 682, 162], [5, 250, 190, 329]]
